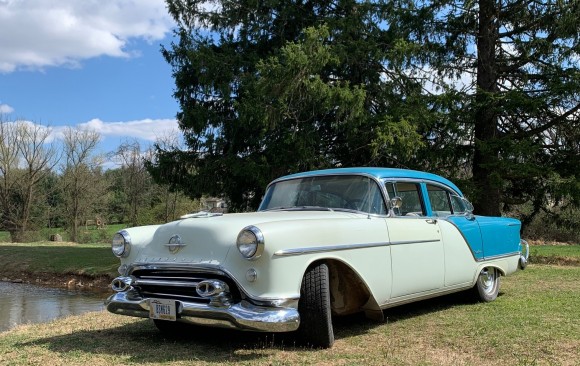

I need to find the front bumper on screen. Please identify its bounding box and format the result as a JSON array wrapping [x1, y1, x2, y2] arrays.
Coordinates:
[[105, 291, 300, 332]]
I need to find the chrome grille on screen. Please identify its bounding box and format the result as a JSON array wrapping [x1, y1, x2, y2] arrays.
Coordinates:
[[130, 269, 241, 303]]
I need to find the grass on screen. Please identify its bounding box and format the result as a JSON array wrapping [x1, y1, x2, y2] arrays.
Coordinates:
[[529, 243, 580, 266], [0, 223, 127, 244], [0, 242, 118, 278], [0, 237, 577, 364], [0, 264, 578, 365], [531, 245, 580, 258], [0, 224, 125, 279]]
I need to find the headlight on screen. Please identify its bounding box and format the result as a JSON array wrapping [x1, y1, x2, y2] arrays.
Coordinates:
[[236, 226, 264, 260], [112, 230, 131, 258]]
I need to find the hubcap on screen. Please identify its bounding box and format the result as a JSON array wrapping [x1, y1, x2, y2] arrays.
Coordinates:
[[479, 268, 496, 294]]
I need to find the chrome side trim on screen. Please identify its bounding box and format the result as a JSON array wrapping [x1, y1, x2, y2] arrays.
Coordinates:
[[273, 239, 440, 257], [380, 283, 474, 310], [274, 242, 389, 256], [390, 239, 440, 246], [482, 252, 520, 261]]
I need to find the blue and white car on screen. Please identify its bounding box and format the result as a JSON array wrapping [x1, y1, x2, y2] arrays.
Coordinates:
[[106, 167, 528, 348]]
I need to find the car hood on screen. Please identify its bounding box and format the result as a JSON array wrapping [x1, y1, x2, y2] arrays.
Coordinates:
[[132, 210, 365, 265]]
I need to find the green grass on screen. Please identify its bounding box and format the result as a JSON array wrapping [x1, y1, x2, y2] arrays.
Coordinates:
[[529, 243, 580, 266], [530, 244, 580, 257], [0, 223, 127, 244], [0, 264, 578, 365], [0, 242, 118, 278]]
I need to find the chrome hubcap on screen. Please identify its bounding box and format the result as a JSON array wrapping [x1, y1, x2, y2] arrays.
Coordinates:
[[479, 268, 495, 294]]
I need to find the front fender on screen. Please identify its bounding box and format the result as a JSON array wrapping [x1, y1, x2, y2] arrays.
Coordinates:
[[222, 216, 392, 305]]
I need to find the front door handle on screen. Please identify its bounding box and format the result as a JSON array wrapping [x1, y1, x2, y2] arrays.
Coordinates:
[[426, 219, 437, 224]]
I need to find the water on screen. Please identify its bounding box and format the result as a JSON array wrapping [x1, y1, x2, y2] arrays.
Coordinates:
[[0, 281, 106, 332]]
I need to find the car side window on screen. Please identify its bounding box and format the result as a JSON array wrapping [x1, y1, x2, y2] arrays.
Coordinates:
[[426, 185, 454, 217], [385, 182, 425, 216], [450, 195, 468, 214]]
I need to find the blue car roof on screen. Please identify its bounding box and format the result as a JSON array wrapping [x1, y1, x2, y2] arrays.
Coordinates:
[[274, 167, 464, 196]]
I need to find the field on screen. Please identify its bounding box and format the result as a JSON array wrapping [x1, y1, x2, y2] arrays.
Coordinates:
[[0, 223, 127, 244], [0, 240, 578, 365]]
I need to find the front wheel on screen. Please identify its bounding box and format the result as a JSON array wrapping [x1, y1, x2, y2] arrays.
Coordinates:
[[296, 263, 334, 348], [472, 267, 500, 302]]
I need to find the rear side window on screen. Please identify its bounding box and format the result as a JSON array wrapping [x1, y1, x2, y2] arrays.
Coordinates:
[[385, 182, 425, 216]]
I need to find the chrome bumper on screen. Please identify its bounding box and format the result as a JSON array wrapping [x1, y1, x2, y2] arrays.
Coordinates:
[[105, 291, 300, 332], [519, 239, 529, 270]]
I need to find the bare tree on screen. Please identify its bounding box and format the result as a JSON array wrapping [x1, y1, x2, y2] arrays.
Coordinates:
[[0, 118, 58, 242], [149, 131, 197, 222], [60, 127, 103, 242], [111, 140, 152, 226]]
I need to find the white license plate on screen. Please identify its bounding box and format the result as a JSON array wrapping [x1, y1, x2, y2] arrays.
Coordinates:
[[149, 298, 177, 321]]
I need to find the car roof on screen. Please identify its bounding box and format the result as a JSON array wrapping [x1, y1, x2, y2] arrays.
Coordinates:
[[273, 167, 464, 196]]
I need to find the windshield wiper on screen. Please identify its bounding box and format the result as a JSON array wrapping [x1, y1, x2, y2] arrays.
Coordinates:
[[263, 206, 334, 212]]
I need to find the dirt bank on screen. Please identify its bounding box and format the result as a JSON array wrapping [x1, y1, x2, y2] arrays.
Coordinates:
[[0, 271, 113, 293]]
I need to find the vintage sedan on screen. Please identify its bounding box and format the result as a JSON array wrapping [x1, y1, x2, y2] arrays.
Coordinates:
[[106, 167, 528, 348]]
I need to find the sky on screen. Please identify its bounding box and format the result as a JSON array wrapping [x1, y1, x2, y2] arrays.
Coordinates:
[[0, 0, 181, 161]]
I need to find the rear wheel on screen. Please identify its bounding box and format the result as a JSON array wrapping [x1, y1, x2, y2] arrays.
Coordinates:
[[296, 263, 334, 348], [472, 267, 500, 302]]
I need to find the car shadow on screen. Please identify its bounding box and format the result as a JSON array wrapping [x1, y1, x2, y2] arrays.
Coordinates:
[[333, 289, 490, 337], [20, 290, 495, 362]]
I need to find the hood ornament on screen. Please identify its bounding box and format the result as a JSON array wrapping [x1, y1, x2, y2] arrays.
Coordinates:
[[180, 211, 224, 219], [165, 234, 187, 254]]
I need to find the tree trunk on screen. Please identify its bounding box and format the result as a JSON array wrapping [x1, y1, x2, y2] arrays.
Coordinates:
[[472, 0, 501, 217]]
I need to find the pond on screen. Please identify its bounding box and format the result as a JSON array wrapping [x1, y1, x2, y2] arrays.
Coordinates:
[[0, 281, 106, 332]]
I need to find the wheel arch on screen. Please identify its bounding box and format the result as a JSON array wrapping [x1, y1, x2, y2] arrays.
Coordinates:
[[475, 262, 506, 279], [305, 258, 382, 319]]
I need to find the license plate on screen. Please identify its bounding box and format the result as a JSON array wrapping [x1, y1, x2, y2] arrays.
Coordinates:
[[149, 298, 177, 321]]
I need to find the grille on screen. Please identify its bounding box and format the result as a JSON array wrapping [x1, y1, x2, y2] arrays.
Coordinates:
[[130, 269, 241, 303]]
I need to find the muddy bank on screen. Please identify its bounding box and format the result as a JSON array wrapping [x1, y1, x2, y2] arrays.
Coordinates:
[[0, 271, 113, 293]]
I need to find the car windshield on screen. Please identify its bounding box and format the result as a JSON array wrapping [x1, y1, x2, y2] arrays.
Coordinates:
[[259, 175, 387, 215]]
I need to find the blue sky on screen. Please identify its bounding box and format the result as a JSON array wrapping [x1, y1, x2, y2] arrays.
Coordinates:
[[0, 0, 181, 159]]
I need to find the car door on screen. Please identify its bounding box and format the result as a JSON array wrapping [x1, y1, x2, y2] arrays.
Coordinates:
[[384, 181, 445, 298], [425, 184, 482, 286], [426, 185, 484, 259]]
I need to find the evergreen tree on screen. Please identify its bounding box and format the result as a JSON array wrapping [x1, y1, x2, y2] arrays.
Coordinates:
[[408, 0, 580, 217], [150, 0, 431, 210], [152, 0, 579, 219]]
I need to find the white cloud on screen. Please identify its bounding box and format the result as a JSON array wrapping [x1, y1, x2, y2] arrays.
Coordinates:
[[0, 0, 175, 72], [0, 103, 14, 113], [6, 117, 179, 145], [77, 117, 179, 142]]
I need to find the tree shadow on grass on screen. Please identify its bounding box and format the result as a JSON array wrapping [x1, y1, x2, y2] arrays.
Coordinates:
[[20, 290, 491, 363], [21, 320, 292, 363]]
